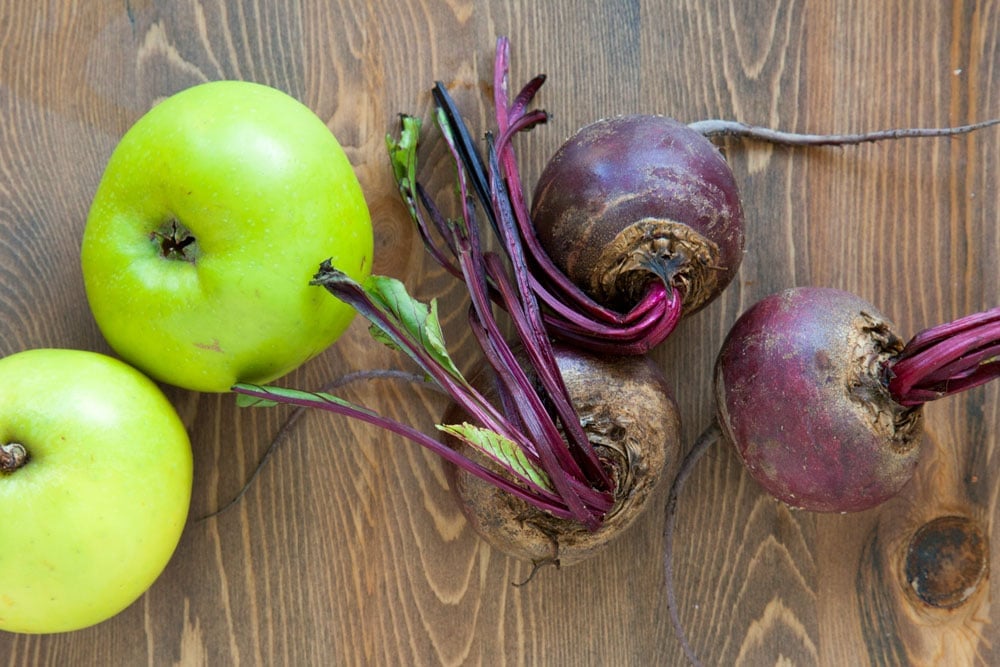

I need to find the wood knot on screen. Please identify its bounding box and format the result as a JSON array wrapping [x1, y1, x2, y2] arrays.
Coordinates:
[[904, 515, 988, 609]]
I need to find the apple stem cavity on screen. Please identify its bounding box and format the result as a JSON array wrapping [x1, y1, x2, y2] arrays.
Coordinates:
[[153, 219, 198, 261], [0, 442, 28, 473]]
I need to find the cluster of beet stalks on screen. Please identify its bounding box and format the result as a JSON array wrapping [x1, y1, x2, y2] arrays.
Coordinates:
[[887, 307, 1000, 405], [234, 37, 623, 529]]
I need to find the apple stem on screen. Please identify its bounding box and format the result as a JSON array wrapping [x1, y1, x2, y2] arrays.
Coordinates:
[[0, 442, 27, 472]]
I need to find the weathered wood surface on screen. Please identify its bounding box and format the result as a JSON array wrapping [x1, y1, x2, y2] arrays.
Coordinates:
[[1, 1, 997, 664]]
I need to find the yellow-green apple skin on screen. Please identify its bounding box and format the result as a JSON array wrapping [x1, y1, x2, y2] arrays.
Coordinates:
[[0, 348, 193, 634], [81, 80, 373, 393]]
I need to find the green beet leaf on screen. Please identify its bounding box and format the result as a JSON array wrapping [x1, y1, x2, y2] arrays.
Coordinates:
[[437, 422, 552, 492]]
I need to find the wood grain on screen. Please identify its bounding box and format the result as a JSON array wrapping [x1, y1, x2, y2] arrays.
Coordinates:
[[0, 1, 997, 664]]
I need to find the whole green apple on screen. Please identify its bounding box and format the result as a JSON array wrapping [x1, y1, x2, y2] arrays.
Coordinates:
[[82, 80, 373, 392], [0, 348, 193, 634]]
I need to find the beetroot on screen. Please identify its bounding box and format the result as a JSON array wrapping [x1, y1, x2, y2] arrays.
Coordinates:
[[526, 116, 998, 356], [665, 286, 999, 664], [714, 287, 920, 512], [531, 115, 745, 317], [443, 343, 681, 566], [713, 286, 999, 512]]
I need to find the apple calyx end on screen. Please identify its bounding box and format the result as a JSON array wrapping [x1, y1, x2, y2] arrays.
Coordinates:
[[0, 442, 28, 473], [152, 219, 200, 263]]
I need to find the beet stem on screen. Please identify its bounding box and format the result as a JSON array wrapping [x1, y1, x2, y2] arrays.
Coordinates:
[[664, 421, 722, 667], [484, 137, 613, 489], [887, 307, 1000, 406], [407, 103, 614, 523], [538, 279, 666, 331], [390, 106, 614, 525], [432, 84, 495, 228], [434, 111, 611, 524], [231, 383, 575, 518], [541, 283, 676, 340], [541, 289, 683, 355], [412, 182, 465, 278], [203, 369, 437, 519], [688, 118, 1000, 146], [457, 245, 609, 525], [312, 36, 669, 532], [428, 66, 618, 511]]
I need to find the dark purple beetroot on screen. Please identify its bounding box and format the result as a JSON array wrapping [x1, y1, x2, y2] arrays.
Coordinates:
[[530, 114, 745, 315], [713, 287, 924, 512]]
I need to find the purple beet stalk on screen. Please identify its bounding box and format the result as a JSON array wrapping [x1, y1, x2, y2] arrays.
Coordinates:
[[888, 306, 1000, 406]]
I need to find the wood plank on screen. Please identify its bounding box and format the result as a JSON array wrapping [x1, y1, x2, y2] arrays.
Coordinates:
[[0, 1, 996, 664]]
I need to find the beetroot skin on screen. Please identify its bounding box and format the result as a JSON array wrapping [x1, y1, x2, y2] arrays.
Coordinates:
[[530, 114, 745, 314], [714, 287, 924, 512]]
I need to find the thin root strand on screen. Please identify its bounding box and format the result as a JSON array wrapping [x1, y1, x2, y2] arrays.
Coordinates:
[[688, 117, 1000, 146], [664, 420, 722, 667], [512, 557, 560, 587]]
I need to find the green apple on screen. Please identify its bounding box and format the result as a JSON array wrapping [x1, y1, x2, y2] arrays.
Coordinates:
[[81, 80, 373, 393], [0, 348, 192, 634]]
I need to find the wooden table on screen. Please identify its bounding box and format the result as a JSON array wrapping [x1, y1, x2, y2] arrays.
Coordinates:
[[1, 2, 997, 664]]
